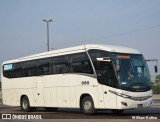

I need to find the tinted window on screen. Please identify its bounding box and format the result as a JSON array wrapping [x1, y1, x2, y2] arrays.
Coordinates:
[[88, 49, 116, 87], [70, 53, 93, 74], [3, 70, 13, 78], [88, 49, 110, 70], [12, 63, 24, 78], [24, 61, 37, 77], [53, 56, 69, 74], [3, 52, 94, 78], [3, 64, 13, 78], [38, 58, 52, 75]]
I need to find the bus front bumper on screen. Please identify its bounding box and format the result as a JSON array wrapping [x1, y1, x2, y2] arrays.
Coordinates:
[[116, 96, 153, 109]]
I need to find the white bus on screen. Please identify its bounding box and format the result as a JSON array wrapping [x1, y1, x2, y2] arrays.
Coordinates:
[[1, 44, 153, 114]]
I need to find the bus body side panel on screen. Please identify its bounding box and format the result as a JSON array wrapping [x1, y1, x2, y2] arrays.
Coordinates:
[[102, 85, 117, 109], [43, 74, 77, 108], [2, 77, 36, 107], [41, 74, 102, 109], [97, 85, 105, 108], [3, 89, 19, 106], [75, 76, 103, 109], [36, 76, 45, 107]]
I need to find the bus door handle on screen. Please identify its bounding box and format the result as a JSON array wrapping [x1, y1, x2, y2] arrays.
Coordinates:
[[93, 85, 98, 87]]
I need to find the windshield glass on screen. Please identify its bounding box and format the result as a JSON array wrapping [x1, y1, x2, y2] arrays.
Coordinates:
[[112, 53, 151, 92]]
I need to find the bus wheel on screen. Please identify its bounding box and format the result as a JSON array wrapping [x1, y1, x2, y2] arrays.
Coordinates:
[[111, 109, 124, 114], [81, 96, 96, 114], [44, 107, 58, 112], [21, 96, 31, 112]]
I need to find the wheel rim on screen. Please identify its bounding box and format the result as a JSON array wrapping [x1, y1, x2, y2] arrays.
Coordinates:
[[22, 99, 28, 109], [84, 100, 92, 112]]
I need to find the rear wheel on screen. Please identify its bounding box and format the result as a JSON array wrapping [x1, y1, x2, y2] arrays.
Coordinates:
[[81, 96, 96, 114], [21, 96, 32, 112]]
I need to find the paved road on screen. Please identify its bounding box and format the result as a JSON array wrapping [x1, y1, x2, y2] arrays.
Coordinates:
[[0, 104, 160, 120]]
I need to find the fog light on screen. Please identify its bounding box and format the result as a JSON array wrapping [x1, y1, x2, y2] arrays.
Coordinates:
[[121, 102, 128, 106]]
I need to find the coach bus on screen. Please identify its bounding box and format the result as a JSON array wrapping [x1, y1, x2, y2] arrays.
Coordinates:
[[1, 44, 153, 114]]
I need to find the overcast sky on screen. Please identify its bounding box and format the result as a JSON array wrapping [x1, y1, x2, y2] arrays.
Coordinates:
[[0, 0, 160, 80]]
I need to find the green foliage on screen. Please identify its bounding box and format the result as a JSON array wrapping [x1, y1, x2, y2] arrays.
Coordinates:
[[155, 74, 160, 84], [152, 74, 160, 94], [152, 84, 160, 94]]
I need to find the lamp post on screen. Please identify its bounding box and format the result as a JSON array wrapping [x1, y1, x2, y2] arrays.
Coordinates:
[[43, 19, 53, 51]]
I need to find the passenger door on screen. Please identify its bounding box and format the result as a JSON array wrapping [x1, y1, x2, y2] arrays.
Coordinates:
[[97, 62, 117, 109], [103, 85, 117, 109]]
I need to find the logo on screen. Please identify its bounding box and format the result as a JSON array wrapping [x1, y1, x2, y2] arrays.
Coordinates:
[[2, 114, 11, 119], [81, 81, 89, 85], [1, 114, 42, 120]]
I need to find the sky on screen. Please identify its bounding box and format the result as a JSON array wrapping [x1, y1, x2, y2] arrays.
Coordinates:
[[0, 0, 160, 80]]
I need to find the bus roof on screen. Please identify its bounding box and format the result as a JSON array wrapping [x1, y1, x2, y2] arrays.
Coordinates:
[[3, 44, 141, 64]]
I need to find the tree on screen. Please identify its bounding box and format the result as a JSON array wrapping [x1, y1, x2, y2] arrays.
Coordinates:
[[155, 74, 160, 84], [152, 74, 160, 94]]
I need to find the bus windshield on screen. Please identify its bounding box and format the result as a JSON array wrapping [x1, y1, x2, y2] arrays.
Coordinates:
[[112, 53, 151, 92]]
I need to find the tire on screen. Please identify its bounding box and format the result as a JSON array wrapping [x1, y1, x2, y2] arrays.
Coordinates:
[[81, 96, 96, 114], [44, 107, 58, 112], [21, 96, 32, 112], [111, 109, 124, 114]]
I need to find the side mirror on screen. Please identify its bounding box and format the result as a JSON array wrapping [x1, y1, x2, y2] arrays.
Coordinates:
[[155, 65, 158, 73]]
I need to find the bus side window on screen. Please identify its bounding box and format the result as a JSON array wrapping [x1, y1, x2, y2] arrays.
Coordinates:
[[83, 60, 93, 74], [70, 53, 93, 74], [12, 63, 24, 78], [37, 58, 52, 75], [53, 56, 69, 74], [3, 69, 13, 78], [3, 64, 14, 78], [24, 61, 37, 77]]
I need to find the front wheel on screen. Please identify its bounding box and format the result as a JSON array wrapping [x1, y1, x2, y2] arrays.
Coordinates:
[[81, 96, 96, 114]]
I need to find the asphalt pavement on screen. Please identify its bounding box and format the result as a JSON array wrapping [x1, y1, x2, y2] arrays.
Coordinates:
[[0, 104, 160, 120]]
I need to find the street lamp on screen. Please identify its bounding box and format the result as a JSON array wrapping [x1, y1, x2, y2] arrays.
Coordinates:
[[43, 19, 53, 51]]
